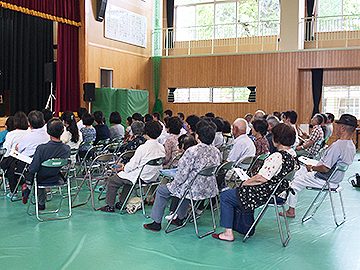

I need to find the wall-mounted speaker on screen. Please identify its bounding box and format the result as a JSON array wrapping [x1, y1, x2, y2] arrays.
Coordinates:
[[96, 0, 108, 22], [83, 83, 96, 102]]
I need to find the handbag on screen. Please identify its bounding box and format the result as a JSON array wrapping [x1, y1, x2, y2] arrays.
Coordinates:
[[233, 208, 255, 236]]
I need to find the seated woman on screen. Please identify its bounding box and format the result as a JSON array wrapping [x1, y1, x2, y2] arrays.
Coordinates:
[[143, 120, 221, 232], [0, 116, 15, 148], [60, 111, 83, 150], [212, 123, 296, 242], [79, 113, 96, 158], [252, 119, 270, 156], [109, 111, 125, 140], [118, 121, 146, 160], [163, 117, 183, 168], [93, 111, 110, 145], [99, 120, 165, 212]]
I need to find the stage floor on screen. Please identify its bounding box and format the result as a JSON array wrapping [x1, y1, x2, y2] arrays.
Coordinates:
[[1, 157, 360, 270]]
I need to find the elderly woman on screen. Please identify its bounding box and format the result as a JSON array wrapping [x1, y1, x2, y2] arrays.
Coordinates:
[[163, 116, 183, 168], [212, 123, 296, 242], [144, 120, 221, 232], [252, 119, 270, 156]]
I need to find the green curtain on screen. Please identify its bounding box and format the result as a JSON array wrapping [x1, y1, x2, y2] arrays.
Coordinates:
[[152, 56, 163, 114]]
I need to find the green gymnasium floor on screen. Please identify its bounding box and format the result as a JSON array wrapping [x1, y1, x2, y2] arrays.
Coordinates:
[[1, 159, 360, 270]]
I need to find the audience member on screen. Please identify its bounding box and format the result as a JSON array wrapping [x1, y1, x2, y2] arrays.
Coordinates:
[[42, 109, 53, 124], [282, 110, 300, 147], [125, 116, 133, 139], [99, 120, 165, 212], [163, 117, 183, 167], [265, 115, 280, 154], [205, 112, 215, 118], [77, 107, 88, 130], [0, 116, 15, 148], [132, 113, 143, 122], [296, 114, 324, 157], [325, 112, 335, 140], [144, 114, 153, 123], [185, 114, 200, 135], [109, 111, 125, 139], [212, 123, 296, 242], [227, 118, 256, 163], [144, 119, 221, 231], [79, 113, 96, 157], [273, 111, 281, 120], [21, 119, 71, 209], [244, 113, 253, 124], [252, 119, 269, 155], [164, 109, 173, 118], [93, 111, 110, 144], [118, 121, 146, 163], [254, 110, 266, 120], [222, 120, 233, 145], [60, 111, 83, 150], [212, 117, 224, 148], [283, 114, 357, 218]]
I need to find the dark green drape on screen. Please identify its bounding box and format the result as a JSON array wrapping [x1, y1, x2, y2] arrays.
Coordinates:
[[0, 8, 53, 114], [152, 56, 163, 115]]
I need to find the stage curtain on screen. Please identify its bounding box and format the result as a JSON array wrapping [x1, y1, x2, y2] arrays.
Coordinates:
[[0, 0, 80, 26], [0, 8, 53, 114], [311, 69, 323, 117], [55, 23, 80, 113]]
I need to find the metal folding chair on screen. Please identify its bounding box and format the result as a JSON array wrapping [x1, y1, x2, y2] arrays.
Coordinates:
[[302, 162, 348, 226], [219, 144, 233, 162], [27, 158, 71, 222], [11, 164, 29, 202], [243, 170, 296, 247], [72, 153, 116, 209], [165, 165, 219, 239], [119, 157, 164, 217], [227, 156, 255, 187]]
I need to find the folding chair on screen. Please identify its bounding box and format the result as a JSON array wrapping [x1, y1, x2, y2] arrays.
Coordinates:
[[302, 162, 348, 226], [119, 157, 164, 217], [227, 156, 255, 187], [219, 144, 233, 162], [0, 148, 7, 195], [72, 153, 116, 209], [165, 165, 219, 239], [27, 158, 71, 222], [243, 170, 296, 247], [11, 164, 29, 202]]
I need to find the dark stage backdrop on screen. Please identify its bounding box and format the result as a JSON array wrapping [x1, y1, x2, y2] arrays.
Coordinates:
[[0, 8, 53, 114]]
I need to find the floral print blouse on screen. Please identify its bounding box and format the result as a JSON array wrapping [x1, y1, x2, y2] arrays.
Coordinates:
[[254, 136, 270, 156], [167, 143, 221, 200], [163, 134, 180, 167], [237, 150, 296, 210]]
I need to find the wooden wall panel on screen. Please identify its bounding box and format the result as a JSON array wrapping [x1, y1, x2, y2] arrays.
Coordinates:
[[160, 49, 360, 124]]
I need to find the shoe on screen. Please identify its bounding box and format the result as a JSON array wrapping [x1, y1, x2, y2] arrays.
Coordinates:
[[171, 217, 184, 226], [99, 205, 115, 213], [22, 184, 31, 204], [38, 204, 46, 211], [115, 202, 123, 210], [143, 222, 161, 232], [212, 233, 234, 242], [165, 212, 178, 221]]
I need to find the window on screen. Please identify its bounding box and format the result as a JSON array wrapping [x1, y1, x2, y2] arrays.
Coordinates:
[[317, 0, 360, 32], [322, 85, 360, 119], [172, 87, 253, 103], [100, 68, 113, 88], [174, 0, 280, 41]]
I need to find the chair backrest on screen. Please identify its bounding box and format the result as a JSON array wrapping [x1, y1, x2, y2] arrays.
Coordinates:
[[235, 155, 255, 170], [146, 157, 164, 166], [198, 165, 218, 177], [325, 162, 349, 183], [117, 150, 136, 162], [103, 142, 120, 153], [216, 161, 234, 176], [41, 158, 69, 168], [168, 152, 183, 169]]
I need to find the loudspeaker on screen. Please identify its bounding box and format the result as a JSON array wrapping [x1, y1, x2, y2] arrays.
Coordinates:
[[83, 83, 96, 102], [96, 0, 108, 22], [44, 62, 56, 83], [167, 88, 176, 103]]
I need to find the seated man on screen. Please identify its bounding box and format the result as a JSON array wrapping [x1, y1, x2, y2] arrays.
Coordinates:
[[99, 120, 165, 212], [283, 114, 357, 218], [2, 110, 50, 199], [143, 120, 221, 232], [227, 118, 256, 163], [296, 114, 324, 157], [118, 121, 146, 163], [22, 119, 71, 210]]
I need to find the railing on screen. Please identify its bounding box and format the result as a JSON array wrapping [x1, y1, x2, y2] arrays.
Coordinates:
[[153, 20, 280, 56], [302, 14, 360, 48]]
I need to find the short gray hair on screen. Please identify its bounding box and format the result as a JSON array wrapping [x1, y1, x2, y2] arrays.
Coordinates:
[[131, 121, 145, 135], [266, 115, 280, 128]]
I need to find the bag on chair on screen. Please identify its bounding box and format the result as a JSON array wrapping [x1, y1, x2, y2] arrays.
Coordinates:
[[233, 208, 255, 236]]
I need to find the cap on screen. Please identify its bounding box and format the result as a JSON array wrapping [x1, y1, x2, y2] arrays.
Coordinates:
[[335, 114, 358, 127]]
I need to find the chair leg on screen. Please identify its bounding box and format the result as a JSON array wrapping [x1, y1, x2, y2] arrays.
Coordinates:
[[10, 178, 22, 202], [193, 198, 217, 239], [118, 183, 136, 214], [275, 203, 291, 247], [302, 190, 328, 223], [243, 204, 269, 242], [329, 190, 346, 226], [165, 195, 189, 233]]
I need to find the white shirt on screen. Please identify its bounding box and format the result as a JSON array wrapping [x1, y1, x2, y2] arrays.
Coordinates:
[[77, 120, 84, 131], [292, 124, 300, 148], [117, 139, 165, 184], [61, 130, 83, 149], [17, 127, 50, 157], [180, 128, 187, 135], [227, 134, 256, 163], [158, 130, 170, 145], [213, 132, 224, 148], [3, 129, 29, 157]]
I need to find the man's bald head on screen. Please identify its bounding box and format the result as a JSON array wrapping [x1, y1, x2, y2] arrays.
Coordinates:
[[254, 110, 266, 120], [232, 118, 248, 138]]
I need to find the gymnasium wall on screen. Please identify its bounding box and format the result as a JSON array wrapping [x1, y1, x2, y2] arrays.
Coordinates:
[[80, 0, 154, 108], [159, 49, 360, 124]]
